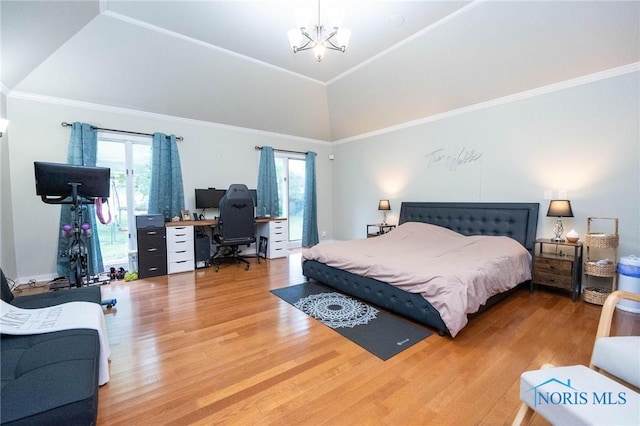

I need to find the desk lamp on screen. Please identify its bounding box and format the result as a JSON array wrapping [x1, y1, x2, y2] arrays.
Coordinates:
[[547, 200, 573, 242], [378, 199, 391, 225]]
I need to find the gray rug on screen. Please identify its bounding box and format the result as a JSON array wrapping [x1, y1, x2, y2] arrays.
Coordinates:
[[271, 281, 432, 360]]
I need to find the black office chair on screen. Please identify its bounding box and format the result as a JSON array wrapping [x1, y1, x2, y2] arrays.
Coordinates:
[[211, 184, 259, 271]]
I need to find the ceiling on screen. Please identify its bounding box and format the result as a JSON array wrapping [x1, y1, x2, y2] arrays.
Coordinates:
[[1, 1, 639, 141], [2, 1, 474, 87]]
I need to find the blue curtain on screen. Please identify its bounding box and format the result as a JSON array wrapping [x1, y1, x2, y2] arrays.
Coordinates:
[[148, 133, 185, 221], [57, 122, 104, 276], [302, 151, 319, 247], [256, 146, 280, 217]]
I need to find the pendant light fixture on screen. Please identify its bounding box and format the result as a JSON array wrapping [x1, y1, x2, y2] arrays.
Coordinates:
[[287, 0, 351, 62]]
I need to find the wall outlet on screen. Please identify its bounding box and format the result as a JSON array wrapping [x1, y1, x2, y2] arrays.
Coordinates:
[[322, 231, 327, 237], [543, 189, 552, 200], [558, 189, 568, 199]]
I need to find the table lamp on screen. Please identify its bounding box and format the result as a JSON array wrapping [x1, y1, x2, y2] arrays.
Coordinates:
[[378, 199, 390, 225], [547, 200, 574, 242]]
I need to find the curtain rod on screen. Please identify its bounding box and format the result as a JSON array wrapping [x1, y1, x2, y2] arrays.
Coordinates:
[[254, 145, 314, 155], [61, 122, 184, 141]]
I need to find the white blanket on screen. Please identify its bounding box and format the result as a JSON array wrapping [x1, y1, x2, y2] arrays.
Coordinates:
[[302, 222, 532, 337], [0, 299, 111, 385]]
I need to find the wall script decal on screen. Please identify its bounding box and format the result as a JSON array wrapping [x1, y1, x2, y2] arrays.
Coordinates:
[[425, 147, 483, 171]]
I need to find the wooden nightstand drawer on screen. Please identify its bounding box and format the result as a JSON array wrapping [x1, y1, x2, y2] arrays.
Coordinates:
[[533, 270, 573, 290], [535, 258, 572, 275], [533, 239, 584, 301]]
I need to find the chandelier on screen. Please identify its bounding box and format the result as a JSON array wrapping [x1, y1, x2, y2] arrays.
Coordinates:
[[287, 1, 351, 62]]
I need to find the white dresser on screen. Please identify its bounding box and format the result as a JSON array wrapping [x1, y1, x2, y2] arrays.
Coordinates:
[[257, 219, 288, 259], [166, 225, 195, 274]]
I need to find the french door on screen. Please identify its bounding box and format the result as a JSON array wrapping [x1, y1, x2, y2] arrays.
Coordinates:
[[274, 153, 305, 247], [96, 133, 152, 268]]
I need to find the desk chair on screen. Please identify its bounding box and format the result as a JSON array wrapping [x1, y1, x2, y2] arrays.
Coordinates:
[[211, 184, 259, 271], [512, 291, 640, 426]]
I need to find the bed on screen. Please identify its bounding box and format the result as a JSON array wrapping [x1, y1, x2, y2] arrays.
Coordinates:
[[302, 202, 539, 337]]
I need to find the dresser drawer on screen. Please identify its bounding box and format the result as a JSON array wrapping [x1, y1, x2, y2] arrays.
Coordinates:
[[535, 258, 572, 275], [138, 255, 167, 278], [136, 224, 166, 278], [136, 214, 164, 229], [168, 259, 194, 274], [267, 221, 288, 237], [166, 238, 194, 255], [166, 226, 194, 244], [137, 230, 166, 252], [167, 248, 193, 263], [165, 225, 194, 273], [267, 242, 287, 259], [533, 270, 573, 290], [264, 222, 288, 244], [256, 219, 288, 259]]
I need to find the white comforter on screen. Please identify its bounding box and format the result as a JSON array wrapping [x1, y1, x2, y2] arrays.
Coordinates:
[[302, 222, 532, 337]]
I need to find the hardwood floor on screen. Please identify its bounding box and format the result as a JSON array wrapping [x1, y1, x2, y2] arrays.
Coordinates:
[[96, 252, 639, 425]]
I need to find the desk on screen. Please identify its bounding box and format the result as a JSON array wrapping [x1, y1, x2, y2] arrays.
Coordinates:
[[165, 217, 286, 227], [165, 217, 288, 262]]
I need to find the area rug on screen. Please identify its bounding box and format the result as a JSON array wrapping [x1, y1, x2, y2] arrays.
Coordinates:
[[271, 281, 432, 360]]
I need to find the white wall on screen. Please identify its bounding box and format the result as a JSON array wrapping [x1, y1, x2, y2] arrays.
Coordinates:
[[1, 91, 18, 279], [332, 72, 640, 258], [4, 97, 333, 282], [4, 72, 639, 282]]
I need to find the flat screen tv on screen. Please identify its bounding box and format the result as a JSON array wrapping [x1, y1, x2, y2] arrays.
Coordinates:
[[34, 162, 110, 199]]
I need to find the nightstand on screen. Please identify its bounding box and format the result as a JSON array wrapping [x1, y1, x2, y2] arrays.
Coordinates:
[[533, 239, 583, 301], [367, 224, 395, 238]]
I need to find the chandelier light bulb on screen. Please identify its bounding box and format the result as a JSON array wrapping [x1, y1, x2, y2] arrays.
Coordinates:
[[313, 43, 326, 62]]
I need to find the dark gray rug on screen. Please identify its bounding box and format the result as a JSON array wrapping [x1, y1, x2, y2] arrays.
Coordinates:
[[271, 281, 432, 360]]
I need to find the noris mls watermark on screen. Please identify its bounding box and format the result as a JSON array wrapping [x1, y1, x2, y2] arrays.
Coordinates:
[[527, 377, 628, 408]]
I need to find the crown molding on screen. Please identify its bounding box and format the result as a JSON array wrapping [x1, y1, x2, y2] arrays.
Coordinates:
[[7, 90, 331, 146], [335, 62, 640, 145], [7, 62, 637, 146]]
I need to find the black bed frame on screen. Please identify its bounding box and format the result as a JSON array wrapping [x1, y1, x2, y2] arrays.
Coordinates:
[[302, 202, 539, 336]]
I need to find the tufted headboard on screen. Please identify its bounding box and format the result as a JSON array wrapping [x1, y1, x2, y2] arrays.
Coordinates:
[[399, 202, 539, 253]]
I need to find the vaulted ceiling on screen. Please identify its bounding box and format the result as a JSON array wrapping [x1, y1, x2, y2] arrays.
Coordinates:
[[2, 1, 639, 141]]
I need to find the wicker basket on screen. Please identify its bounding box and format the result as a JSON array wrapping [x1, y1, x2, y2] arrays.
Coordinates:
[[584, 217, 619, 248], [584, 260, 617, 277], [583, 286, 611, 305], [584, 233, 619, 248]]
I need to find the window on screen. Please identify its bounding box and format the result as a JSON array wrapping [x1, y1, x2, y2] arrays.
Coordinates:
[[96, 133, 152, 268], [274, 153, 305, 247]]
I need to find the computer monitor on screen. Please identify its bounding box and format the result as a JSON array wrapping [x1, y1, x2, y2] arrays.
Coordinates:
[[195, 188, 226, 209], [195, 188, 215, 209], [34, 161, 110, 199], [248, 189, 257, 206], [211, 189, 226, 208]]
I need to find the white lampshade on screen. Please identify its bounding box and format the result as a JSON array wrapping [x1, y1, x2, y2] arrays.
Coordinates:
[[313, 43, 326, 61]]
